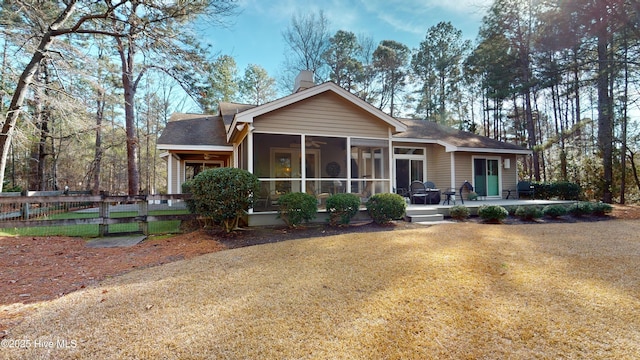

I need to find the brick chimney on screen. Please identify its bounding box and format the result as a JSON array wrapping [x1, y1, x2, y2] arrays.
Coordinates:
[[294, 70, 315, 93]]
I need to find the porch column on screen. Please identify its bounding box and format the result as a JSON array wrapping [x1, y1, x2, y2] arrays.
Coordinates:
[[346, 137, 351, 193], [301, 135, 306, 193], [248, 124, 255, 214], [450, 152, 456, 201], [167, 155, 174, 194], [388, 132, 394, 193]]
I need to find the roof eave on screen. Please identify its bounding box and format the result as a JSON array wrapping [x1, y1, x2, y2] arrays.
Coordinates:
[[392, 137, 531, 154], [157, 144, 234, 152]]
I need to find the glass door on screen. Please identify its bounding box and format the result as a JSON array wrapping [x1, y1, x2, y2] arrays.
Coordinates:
[[395, 158, 424, 195], [474, 158, 500, 197]]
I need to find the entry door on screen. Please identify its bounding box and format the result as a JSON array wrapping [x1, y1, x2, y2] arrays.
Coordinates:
[[474, 158, 500, 196], [395, 158, 424, 194]]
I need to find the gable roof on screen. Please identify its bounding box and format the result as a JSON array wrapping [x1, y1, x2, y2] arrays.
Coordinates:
[[157, 113, 232, 151], [227, 82, 408, 141], [218, 102, 256, 132], [395, 119, 531, 154]]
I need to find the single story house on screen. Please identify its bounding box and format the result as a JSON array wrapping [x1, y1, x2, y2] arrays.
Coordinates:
[[158, 71, 531, 221]]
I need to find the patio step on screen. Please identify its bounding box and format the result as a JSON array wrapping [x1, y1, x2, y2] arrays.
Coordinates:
[[405, 208, 444, 223]]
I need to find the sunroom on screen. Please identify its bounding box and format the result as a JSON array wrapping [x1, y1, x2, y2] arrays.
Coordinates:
[[245, 133, 392, 211], [227, 75, 408, 213]]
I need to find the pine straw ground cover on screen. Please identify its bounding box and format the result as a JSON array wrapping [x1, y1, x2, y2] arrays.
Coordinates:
[[2, 220, 640, 359]]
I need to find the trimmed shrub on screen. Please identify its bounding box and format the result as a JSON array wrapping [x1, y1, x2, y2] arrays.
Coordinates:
[[592, 202, 613, 216], [514, 206, 543, 220], [277, 192, 318, 228], [187, 168, 260, 232], [449, 205, 470, 221], [326, 193, 361, 226], [533, 181, 582, 200], [366, 193, 406, 225], [568, 201, 594, 217], [182, 180, 196, 214], [467, 192, 478, 201], [478, 205, 509, 223], [502, 205, 518, 215], [543, 204, 568, 218]]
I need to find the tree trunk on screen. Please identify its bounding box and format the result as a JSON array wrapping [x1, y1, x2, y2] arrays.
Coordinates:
[[92, 89, 105, 195], [620, 28, 629, 204], [628, 150, 640, 194], [597, 31, 613, 203], [0, 1, 77, 192], [117, 35, 141, 196]]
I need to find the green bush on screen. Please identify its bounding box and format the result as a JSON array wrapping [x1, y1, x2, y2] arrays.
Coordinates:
[[449, 205, 470, 221], [2, 180, 22, 193], [467, 192, 478, 201], [182, 180, 196, 214], [365, 193, 406, 225], [543, 204, 568, 218], [533, 181, 582, 200], [502, 205, 518, 215], [326, 193, 361, 226], [568, 202, 594, 217], [277, 192, 318, 228], [592, 202, 613, 216], [514, 206, 543, 220], [478, 205, 509, 223], [187, 168, 260, 232]]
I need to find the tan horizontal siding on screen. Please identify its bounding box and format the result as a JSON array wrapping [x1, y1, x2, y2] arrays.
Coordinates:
[[254, 92, 389, 138], [502, 154, 517, 192], [455, 153, 473, 189], [428, 145, 451, 190], [171, 156, 179, 193]]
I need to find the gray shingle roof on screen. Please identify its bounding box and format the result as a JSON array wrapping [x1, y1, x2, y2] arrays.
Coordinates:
[[157, 111, 529, 153], [157, 113, 228, 146], [395, 119, 529, 152], [218, 102, 256, 129]]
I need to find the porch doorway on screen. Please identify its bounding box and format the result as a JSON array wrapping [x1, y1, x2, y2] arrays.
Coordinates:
[[185, 161, 223, 180], [394, 148, 426, 195], [473, 158, 500, 197]]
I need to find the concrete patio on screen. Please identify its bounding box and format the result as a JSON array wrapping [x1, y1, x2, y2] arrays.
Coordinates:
[[247, 198, 577, 226], [404, 198, 576, 223]]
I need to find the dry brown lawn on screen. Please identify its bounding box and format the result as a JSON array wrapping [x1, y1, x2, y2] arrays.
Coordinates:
[[2, 220, 640, 359]]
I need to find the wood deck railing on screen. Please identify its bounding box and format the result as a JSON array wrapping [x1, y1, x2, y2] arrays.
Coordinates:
[[0, 192, 194, 236]]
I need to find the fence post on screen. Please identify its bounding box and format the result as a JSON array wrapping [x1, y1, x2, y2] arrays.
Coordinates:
[[138, 195, 149, 236], [21, 190, 30, 220], [99, 191, 110, 237]]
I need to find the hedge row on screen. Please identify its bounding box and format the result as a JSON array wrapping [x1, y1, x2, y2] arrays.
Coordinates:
[[185, 168, 408, 231]]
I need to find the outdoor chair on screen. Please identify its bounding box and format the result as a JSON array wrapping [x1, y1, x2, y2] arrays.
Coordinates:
[[442, 188, 456, 205], [458, 181, 474, 204], [517, 181, 535, 199], [409, 181, 429, 204]]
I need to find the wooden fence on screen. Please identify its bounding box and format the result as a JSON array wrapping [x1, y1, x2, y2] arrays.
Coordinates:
[[0, 192, 194, 236]]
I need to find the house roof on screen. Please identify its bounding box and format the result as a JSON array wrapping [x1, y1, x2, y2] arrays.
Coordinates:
[[157, 91, 531, 156], [395, 119, 531, 154], [227, 82, 408, 141], [218, 102, 256, 131], [157, 113, 232, 151]]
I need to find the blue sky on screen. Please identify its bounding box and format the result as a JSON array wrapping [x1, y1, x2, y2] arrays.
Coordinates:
[[198, 0, 494, 81]]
